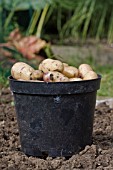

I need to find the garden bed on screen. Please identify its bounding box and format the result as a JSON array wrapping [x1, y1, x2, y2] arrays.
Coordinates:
[[0, 88, 113, 170]]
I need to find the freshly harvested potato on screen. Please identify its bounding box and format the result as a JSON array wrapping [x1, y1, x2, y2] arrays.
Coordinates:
[[39, 59, 64, 73], [11, 62, 35, 80], [79, 64, 93, 78], [31, 70, 43, 80], [83, 71, 98, 80], [63, 63, 68, 67], [11, 62, 43, 81], [62, 66, 78, 78], [11, 61, 98, 82], [43, 71, 69, 82], [70, 78, 82, 81], [43, 72, 53, 82]]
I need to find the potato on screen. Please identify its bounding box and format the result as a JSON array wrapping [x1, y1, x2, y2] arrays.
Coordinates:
[[62, 66, 78, 78], [63, 63, 68, 67], [11, 62, 35, 80], [31, 70, 43, 80], [43, 72, 53, 82], [83, 71, 98, 80], [43, 71, 69, 82], [39, 59, 64, 73], [11, 61, 98, 82], [79, 64, 93, 78], [11, 62, 44, 81], [70, 78, 82, 81]]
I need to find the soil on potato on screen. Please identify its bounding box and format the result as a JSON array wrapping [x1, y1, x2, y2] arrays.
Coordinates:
[[0, 88, 113, 170]]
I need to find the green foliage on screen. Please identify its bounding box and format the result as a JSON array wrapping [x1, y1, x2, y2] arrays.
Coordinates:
[[1, 0, 113, 42], [59, 0, 113, 42], [3, 0, 52, 11], [97, 66, 113, 97], [0, 0, 53, 41], [0, 62, 10, 87], [53, 0, 79, 10]]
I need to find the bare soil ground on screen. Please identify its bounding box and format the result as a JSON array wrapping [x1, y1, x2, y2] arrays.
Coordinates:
[[0, 88, 113, 170]]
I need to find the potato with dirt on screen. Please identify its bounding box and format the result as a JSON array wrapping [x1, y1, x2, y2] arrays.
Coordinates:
[[31, 70, 43, 80], [11, 62, 43, 81], [43, 71, 69, 82], [39, 59, 64, 73], [83, 71, 98, 80], [79, 64, 93, 78], [63, 63, 68, 67], [11, 60, 98, 82], [70, 78, 83, 81], [62, 66, 79, 78]]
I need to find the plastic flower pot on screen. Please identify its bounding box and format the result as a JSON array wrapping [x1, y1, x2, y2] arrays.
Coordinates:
[[9, 75, 101, 157]]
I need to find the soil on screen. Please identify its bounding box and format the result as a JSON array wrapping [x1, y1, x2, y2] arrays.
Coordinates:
[[0, 88, 113, 170]]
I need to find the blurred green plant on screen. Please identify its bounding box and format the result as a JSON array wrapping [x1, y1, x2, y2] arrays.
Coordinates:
[[97, 66, 113, 97], [0, 0, 52, 42], [0, 61, 10, 87], [1, 0, 113, 42], [58, 0, 113, 43]]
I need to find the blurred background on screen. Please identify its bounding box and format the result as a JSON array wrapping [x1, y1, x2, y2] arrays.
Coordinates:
[[0, 0, 113, 96]]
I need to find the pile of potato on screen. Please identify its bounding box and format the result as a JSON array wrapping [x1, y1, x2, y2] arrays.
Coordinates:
[[11, 59, 98, 82]]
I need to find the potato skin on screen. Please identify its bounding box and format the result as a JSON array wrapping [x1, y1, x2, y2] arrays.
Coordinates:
[[79, 64, 92, 78], [62, 66, 78, 78], [43, 72, 53, 82], [63, 63, 68, 67], [70, 78, 82, 81], [83, 71, 98, 80], [11, 61, 98, 82], [31, 70, 43, 80], [11, 62, 35, 80], [39, 59, 64, 73], [43, 71, 69, 82]]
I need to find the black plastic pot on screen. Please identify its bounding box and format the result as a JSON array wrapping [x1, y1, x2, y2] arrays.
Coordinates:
[[9, 75, 101, 157]]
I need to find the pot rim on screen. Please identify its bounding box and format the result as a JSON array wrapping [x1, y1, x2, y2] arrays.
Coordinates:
[[9, 75, 101, 95], [8, 75, 101, 84]]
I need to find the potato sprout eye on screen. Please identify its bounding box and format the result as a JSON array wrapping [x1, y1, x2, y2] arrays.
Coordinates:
[[50, 74, 54, 80]]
